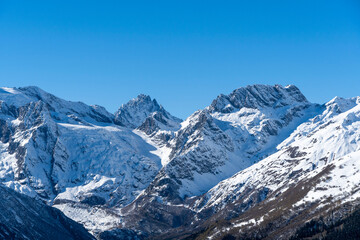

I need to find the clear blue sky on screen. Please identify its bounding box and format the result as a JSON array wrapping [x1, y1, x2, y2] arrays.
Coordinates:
[[1, 1, 359, 119]]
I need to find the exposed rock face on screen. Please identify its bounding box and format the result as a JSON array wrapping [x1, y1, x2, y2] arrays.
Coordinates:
[[208, 84, 308, 113], [0, 184, 94, 240], [137, 111, 181, 135]]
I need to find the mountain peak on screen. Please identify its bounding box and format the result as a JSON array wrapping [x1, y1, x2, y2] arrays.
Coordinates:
[[114, 94, 179, 129], [318, 96, 360, 121], [208, 84, 308, 113], [326, 96, 360, 109], [0, 86, 67, 107], [135, 93, 154, 102], [124, 94, 160, 110]]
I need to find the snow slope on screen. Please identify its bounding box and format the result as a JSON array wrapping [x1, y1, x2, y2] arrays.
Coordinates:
[[199, 96, 360, 212], [188, 96, 360, 239]]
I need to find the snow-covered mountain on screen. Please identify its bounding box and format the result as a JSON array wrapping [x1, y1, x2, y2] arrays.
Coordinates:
[[0, 87, 173, 234], [0, 84, 359, 239], [118, 85, 322, 234], [167, 85, 319, 196], [198, 96, 360, 212], [186, 96, 360, 239]]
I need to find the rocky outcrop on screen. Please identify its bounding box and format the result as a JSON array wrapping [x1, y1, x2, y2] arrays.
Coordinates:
[[0, 184, 94, 240]]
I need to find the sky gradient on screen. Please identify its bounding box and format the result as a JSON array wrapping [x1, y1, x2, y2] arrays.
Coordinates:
[[1, 0, 359, 119]]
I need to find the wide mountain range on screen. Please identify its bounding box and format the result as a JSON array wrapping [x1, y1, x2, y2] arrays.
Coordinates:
[[0, 84, 359, 239]]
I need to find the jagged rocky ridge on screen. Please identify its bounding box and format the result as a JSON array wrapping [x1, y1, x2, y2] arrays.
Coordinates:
[[0, 84, 359, 239]]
